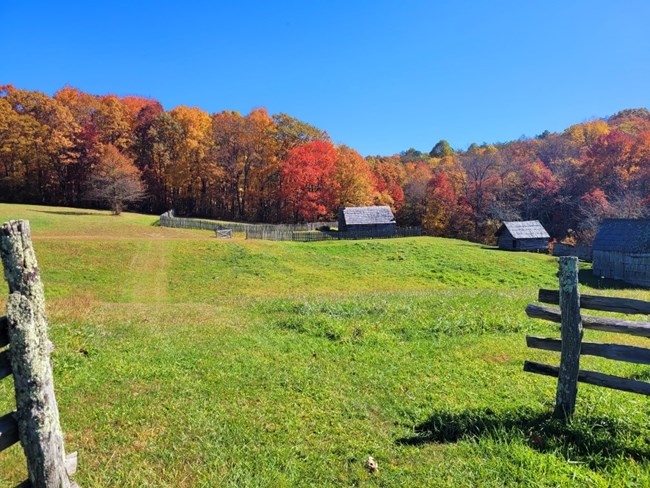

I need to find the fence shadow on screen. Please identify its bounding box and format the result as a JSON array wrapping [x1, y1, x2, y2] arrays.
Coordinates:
[[396, 407, 650, 469]]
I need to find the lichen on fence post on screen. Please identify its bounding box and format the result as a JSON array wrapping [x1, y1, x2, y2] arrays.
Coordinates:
[[0, 220, 73, 487], [554, 256, 583, 420]]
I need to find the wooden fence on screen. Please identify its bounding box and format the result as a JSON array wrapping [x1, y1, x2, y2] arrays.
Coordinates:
[[524, 256, 650, 419], [159, 210, 423, 242], [0, 221, 78, 487], [159, 210, 337, 234], [552, 242, 593, 262], [244, 226, 423, 242]]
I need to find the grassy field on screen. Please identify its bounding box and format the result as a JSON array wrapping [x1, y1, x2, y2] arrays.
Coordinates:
[[0, 204, 649, 487]]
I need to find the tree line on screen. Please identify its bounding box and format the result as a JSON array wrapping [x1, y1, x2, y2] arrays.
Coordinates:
[[1, 84, 649, 243]]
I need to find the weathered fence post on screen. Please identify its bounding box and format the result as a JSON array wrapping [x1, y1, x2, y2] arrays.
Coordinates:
[[0, 220, 73, 487], [554, 256, 583, 420]]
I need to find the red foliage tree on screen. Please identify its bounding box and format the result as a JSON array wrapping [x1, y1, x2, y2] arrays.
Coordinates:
[[585, 130, 634, 193], [280, 140, 339, 222], [423, 172, 472, 238]]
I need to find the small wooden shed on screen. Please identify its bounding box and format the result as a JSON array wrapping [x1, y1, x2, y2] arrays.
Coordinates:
[[495, 220, 550, 251], [338, 206, 396, 236], [592, 219, 650, 288]]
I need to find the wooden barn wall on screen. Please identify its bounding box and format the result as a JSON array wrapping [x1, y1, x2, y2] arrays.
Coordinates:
[[593, 251, 650, 288], [497, 235, 515, 250], [516, 238, 549, 251], [499, 237, 548, 251], [346, 223, 396, 236]]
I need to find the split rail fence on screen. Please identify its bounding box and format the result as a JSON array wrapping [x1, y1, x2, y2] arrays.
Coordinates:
[[0, 220, 78, 487], [524, 256, 650, 419]]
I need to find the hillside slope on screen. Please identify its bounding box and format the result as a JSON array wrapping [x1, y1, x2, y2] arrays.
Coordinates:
[[0, 204, 649, 487]]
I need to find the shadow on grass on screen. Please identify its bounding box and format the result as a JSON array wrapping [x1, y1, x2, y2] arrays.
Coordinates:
[[577, 269, 643, 291], [397, 407, 650, 469], [480, 246, 551, 255], [32, 210, 97, 216]]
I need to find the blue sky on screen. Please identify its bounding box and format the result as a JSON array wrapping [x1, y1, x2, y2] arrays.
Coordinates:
[[2, 1, 649, 155]]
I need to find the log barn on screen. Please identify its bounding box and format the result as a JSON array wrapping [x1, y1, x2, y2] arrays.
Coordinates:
[[337, 206, 396, 236], [592, 219, 650, 288], [495, 220, 550, 251]]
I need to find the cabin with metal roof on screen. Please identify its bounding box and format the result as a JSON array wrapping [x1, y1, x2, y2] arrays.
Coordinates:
[[592, 219, 650, 287], [337, 206, 396, 236], [495, 220, 550, 252]]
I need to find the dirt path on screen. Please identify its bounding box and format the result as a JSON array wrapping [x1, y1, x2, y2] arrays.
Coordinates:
[[129, 240, 169, 304]]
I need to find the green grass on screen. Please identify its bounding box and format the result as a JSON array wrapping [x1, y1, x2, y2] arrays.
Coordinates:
[[0, 203, 649, 486]]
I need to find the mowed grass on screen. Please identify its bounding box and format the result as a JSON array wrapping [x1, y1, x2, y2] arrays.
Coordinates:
[[0, 203, 649, 486]]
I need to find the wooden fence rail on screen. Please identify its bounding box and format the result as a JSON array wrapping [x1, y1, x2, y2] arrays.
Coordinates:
[[0, 220, 77, 487], [159, 210, 422, 242], [160, 210, 337, 234], [245, 227, 423, 242], [524, 256, 650, 420]]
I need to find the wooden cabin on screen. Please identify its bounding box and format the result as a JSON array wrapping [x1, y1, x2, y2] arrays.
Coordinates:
[[338, 206, 396, 236], [495, 220, 550, 251], [592, 219, 650, 288]]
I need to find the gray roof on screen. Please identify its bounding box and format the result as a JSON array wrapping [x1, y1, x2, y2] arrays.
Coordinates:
[[496, 220, 550, 239], [340, 206, 395, 225], [593, 219, 650, 252]]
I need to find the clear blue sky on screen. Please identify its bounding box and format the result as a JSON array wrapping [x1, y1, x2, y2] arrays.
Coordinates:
[[2, 1, 649, 156]]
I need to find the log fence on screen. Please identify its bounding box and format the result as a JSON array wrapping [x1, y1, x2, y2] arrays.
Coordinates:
[[0, 220, 78, 487], [524, 256, 650, 419]]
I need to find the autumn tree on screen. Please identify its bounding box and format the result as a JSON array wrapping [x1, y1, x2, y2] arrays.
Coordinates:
[[334, 146, 375, 207], [280, 140, 339, 222], [631, 130, 650, 194], [429, 139, 454, 158], [210, 109, 278, 220], [461, 145, 500, 240], [86, 145, 145, 215], [564, 120, 610, 151], [244, 108, 279, 222], [584, 130, 634, 194], [54, 86, 100, 126], [273, 113, 328, 159], [169, 106, 217, 216], [142, 112, 184, 212], [92, 95, 133, 152], [368, 156, 406, 211], [1, 85, 79, 203], [397, 162, 433, 226], [423, 172, 472, 238], [608, 108, 650, 136], [0, 97, 45, 201]]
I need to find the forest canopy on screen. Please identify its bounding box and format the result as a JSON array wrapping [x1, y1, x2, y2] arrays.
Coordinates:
[[1, 84, 649, 244]]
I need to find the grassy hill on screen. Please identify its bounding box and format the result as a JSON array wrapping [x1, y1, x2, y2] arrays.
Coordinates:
[[0, 204, 649, 486]]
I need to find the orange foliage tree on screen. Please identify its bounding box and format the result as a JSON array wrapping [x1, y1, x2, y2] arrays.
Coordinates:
[[334, 146, 376, 207], [85, 145, 145, 215]]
